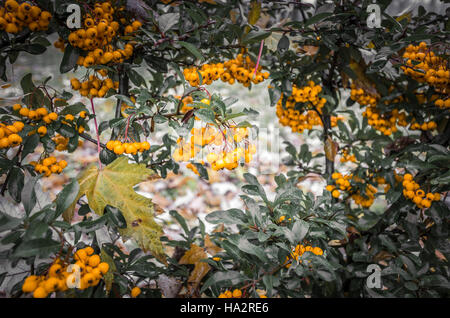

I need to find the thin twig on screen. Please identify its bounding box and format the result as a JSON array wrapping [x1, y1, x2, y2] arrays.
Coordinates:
[[89, 98, 102, 169]]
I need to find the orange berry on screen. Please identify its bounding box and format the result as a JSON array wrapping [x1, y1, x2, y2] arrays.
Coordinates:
[[114, 144, 124, 155], [58, 160, 68, 169], [98, 262, 109, 274], [131, 286, 141, 298], [232, 289, 242, 298], [33, 287, 48, 298], [88, 254, 101, 267]]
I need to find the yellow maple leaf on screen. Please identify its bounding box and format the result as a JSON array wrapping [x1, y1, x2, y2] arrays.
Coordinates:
[[205, 234, 222, 256], [396, 11, 412, 23], [248, 0, 261, 25], [349, 58, 379, 97], [179, 236, 221, 294], [100, 248, 117, 294], [65, 157, 165, 263], [325, 136, 339, 162], [244, 0, 261, 35], [179, 244, 210, 290]]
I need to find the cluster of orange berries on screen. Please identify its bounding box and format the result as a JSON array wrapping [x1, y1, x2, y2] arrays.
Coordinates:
[[398, 173, 441, 209], [402, 42, 450, 93], [70, 73, 118, 98], [340, 148, 357, 163], [276, 82, 341, 133], [350, 85, 427, 135], [30, 157, 67, 177], [22, 247, 109, 298], [363, 107, 408, 135], [350, 83, 378, 107], [218, 289, 243, 298], [183, 53, 269, 87], [66, 2, 140, 67], [327, 172, 383, 208], [353, 86, 440, 134], [434, 98, 450, 109], [53, 37, 65, 52], [285, 244, 324, 269], [13, 103, 58, 124], [172, 126, 216, 161], [53, 134, 83, 152], [0, 121, 23, 149], [61, 111, 88, 135], [409, 119, 437, 131], [106, 139, 150, 155], [206, 144, 256, 171], [331, 116, 344, 127], [172, 123, 255, 172], [0, 1, 51, 34]]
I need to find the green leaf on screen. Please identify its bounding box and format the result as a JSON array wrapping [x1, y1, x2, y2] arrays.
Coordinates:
[[263, 274, 273, 295], [194, 108, 215, 124], [13, 238, 60, 258], [237, 237, 268, 262], [128, 69, 146, 87], [304, 12, 334, 27], [59, 125, 76, 138], [8, 167, 24, 203], [200, 271, 246, 293], [115, 95, 135, 107], [243, 173, 269, 205], [22, 134, 40, 159], [205, 209, 247, 225], [242, 30, 271, 44], [21, 176, 39, 215], [73, 215, 109, 232], [20, 73, 35, 94], [284, 220, 309, 245], [158, 13, 180, 33], [60, 45, 79, 73], [316, 270, 335, 282], [59, 102, 88, 116], [170, 210, 189, 235], [0, 212, 22, 232], [178, 41, 204, 61], [23, 221, 49, 240], [18, 44, 47, 55], [55, 178, 79, 217]]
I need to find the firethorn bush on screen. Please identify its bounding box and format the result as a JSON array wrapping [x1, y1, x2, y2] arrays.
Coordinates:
[[0, 0, 449, 298]]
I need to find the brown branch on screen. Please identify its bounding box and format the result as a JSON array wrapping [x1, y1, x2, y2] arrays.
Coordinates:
[[79, 132, 106, 149]]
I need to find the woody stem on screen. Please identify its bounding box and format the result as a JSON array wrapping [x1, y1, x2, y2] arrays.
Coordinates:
[[90, 98, 102, 169]]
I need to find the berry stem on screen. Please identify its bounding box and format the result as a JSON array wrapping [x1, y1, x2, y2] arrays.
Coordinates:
[[89, 98, 102, 169], [125, 116, 131, 141], [253, 39, 264, 77], [199, 86, 211, 99]]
